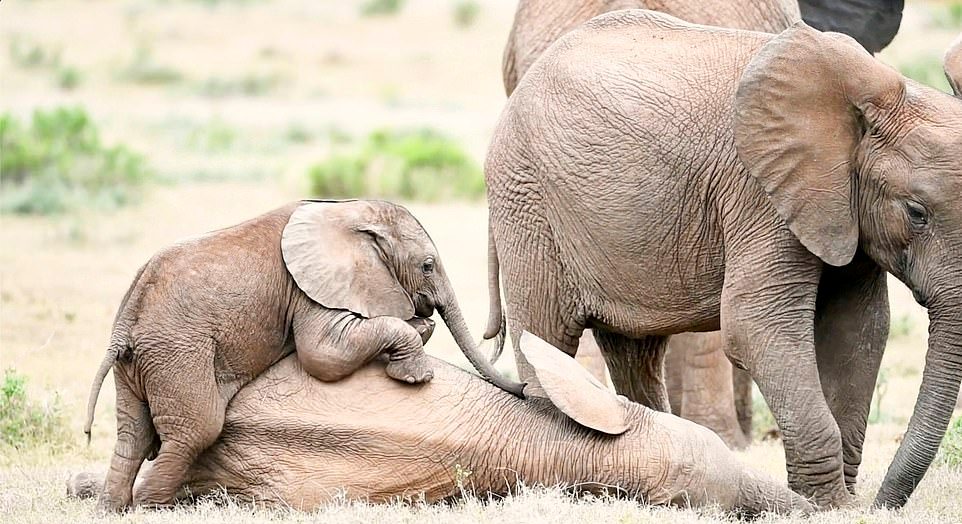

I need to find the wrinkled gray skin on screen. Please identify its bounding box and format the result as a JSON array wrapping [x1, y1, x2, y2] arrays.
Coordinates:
[[496, 0, 903, 452], [69, 352, 813, 516], [84, 200, 522, 513], [485, 11, 962, 509]]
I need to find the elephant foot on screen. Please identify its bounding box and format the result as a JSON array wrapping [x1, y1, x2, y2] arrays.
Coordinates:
[[386, 351, 435, 384], [94, 494, 131, 515], [406, 317, 436, 345]]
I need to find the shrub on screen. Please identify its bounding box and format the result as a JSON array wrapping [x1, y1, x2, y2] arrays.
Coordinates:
[[307, 129, 485, 202], [889, 314, 914, 340], [930, 2, 962, 30], [936, 416, 962, 467], [899, 53, 952, 93], [9, 37, 61, 69], [56, 66, 82, 90], [197, 73, 282, 98], [360, 0, 404, 17], [453, 0, 480, 29], [0, 369, 73, 453], [1, 107, 153, 215], [118, 44, 183, 86]]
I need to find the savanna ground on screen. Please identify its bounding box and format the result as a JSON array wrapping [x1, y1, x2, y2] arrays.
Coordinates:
[[1, 0, 961, 522]]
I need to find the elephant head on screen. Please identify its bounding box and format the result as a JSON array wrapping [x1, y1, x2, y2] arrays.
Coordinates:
[[734, 24, 962, 508], [282, 200, 525, 396]]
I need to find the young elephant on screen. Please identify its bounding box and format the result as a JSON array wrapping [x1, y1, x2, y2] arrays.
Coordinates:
[[69, 333, 813, 517], [84, 199, 524, 513]]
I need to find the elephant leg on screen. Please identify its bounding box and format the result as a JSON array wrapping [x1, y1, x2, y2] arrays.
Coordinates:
[[732, 366, 754, 442], [594, 331, 670, 412], [294, 308, 429, 383], [671, 332, 748, 450], [97, 374, 156, 513], [722, 249, 850, 508], [134, 351, 226, 508], [814, 254, 889, 493]]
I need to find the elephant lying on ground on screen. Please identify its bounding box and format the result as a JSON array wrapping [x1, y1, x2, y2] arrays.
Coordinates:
[[83, 200, 523, 513], [68, 333, 812, 516], [484, 10, 962, 509], [496, 0, 904, 451]]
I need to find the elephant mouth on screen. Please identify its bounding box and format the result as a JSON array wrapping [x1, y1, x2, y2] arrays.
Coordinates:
[[414, 295, 436, 318]]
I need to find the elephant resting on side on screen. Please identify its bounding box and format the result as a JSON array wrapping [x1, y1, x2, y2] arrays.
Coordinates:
[[68, 333, 812, 516], [83, 199, 524, 513]]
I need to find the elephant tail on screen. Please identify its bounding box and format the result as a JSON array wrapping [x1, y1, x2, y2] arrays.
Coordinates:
[[482, 223, 507, 364], [83, 263, 147, 445]]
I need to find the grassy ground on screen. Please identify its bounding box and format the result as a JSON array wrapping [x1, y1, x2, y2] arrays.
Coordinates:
[[2, 0, 961, 522]]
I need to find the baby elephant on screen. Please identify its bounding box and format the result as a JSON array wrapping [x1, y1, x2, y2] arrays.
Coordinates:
[[84, 199, 524, 513]]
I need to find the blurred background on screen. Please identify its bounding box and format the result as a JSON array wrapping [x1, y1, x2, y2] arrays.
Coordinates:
[[1, 0, 960, 483]]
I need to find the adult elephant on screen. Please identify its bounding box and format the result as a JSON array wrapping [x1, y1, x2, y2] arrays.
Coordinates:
[[483, 10, 962, 509], [493, 0, 904, 451], [68, 334, 812, 516]]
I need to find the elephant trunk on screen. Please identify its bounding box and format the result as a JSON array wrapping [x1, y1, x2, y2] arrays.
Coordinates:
[[437, 278, 526, 398], [874, 310, 962, 508]]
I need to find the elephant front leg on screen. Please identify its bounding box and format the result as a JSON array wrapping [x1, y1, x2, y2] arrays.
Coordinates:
[[294, 308, 434, 384], [722, 256, 851, 509], [814, 256, 889, 493]]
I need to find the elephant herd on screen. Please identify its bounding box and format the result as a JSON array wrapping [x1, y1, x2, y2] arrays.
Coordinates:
[[72, 0, 962, 517]]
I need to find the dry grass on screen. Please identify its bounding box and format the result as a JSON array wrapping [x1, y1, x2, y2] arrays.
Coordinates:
[[2, 0, 961, 522]]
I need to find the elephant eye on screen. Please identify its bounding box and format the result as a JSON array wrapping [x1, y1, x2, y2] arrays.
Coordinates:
[[905, 201, 929, 229], [421, 257, 435, 275]]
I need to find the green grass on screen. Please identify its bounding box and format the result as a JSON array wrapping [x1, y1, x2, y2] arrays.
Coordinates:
[[307, 128, 485, 202], [0, 369, 73, 460], [0, 107, 153, 215]]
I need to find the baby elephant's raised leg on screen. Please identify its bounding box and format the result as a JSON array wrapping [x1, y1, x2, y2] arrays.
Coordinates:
[[294, 308, 435, 384]]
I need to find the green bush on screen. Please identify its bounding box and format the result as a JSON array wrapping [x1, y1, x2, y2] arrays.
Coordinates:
[[307, 129, 485, 202], [751, 389, 779, 441], [1, 107, 153, 215], [360, 0, 404, 17], [453, 0, 480, 29], [9, 37, 61, 69], [930, 2, 962, 30], [899, 53, 952, 93], [0, 369, 73, 453], [118, 44, 183, 86], [197, 73, 282, 98], [936, 416, 962, 467]]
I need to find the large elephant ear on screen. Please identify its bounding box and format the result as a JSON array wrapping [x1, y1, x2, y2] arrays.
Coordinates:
[[946, 34, 962, 96], [282, 201, 415, 319], [519, 331, 628, 435], [797, 0, 903, 54], [734, 23, 903, 267]]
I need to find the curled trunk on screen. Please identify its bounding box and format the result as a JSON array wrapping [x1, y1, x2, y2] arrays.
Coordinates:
[[437, 279, 526, 398], [874, 313, 962, 508]]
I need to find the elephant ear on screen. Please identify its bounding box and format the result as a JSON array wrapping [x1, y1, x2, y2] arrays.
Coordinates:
[[797, 0, 903, 54], [734, 23, 903, 267], [946, 34, 962, 96], [519, 331, 628, 435], [282, 201, 415, 319]]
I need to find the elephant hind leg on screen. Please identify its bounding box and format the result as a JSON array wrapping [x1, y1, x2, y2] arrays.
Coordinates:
[[594, 331, 670, 412], [133, 356, 226, 508], [97, 375, 156, 513]]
